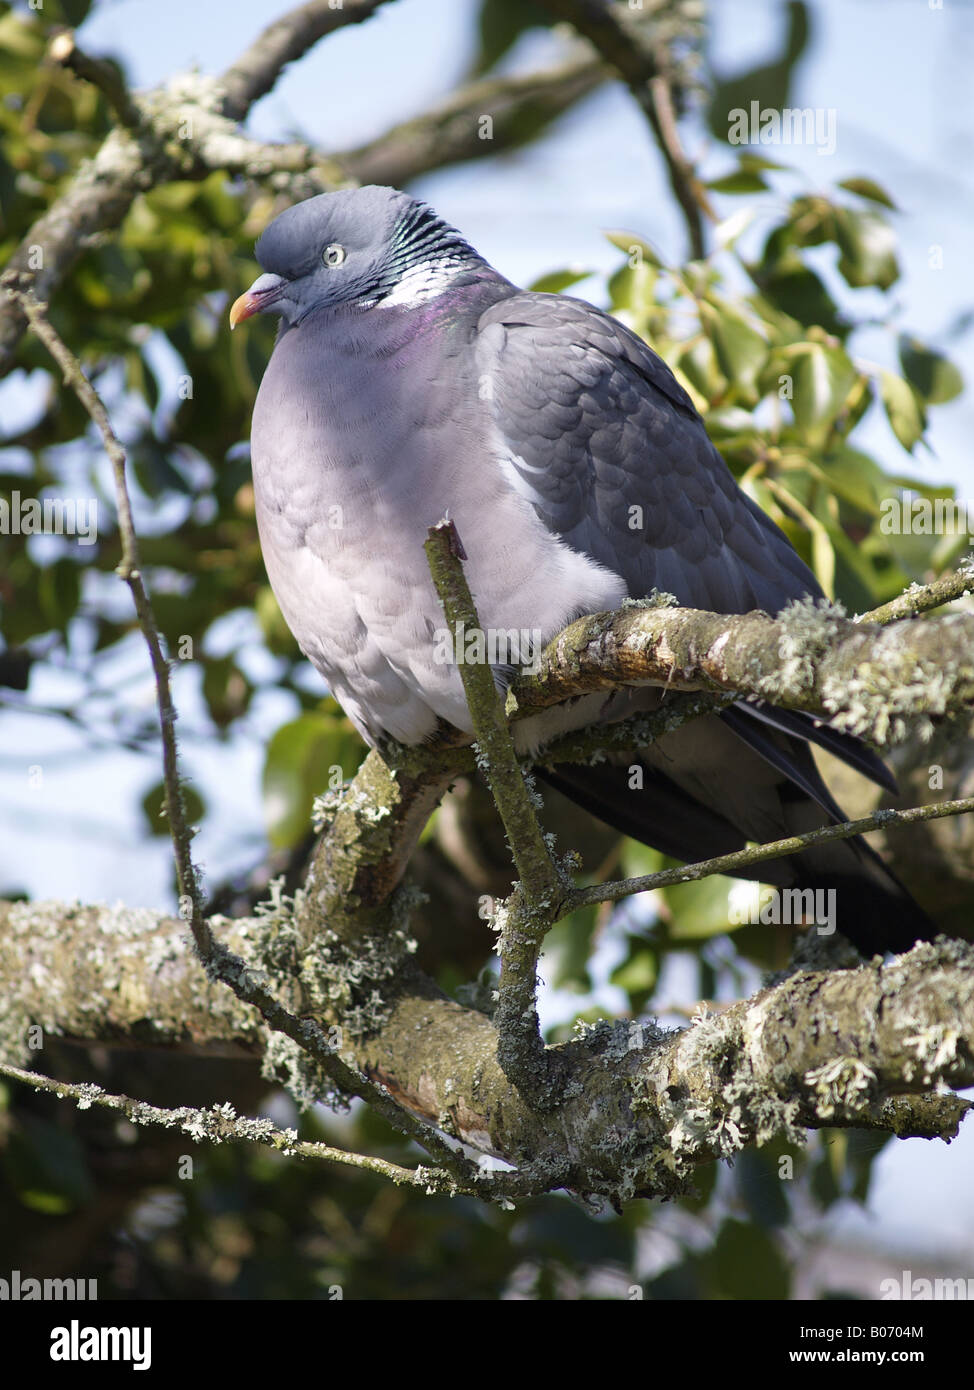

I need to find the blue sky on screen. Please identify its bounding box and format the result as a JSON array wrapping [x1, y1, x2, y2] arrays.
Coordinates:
[[3, 0, 974, 1271]]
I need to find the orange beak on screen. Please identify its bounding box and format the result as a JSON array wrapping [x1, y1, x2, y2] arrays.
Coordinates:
[[229, 273, 286, 328]]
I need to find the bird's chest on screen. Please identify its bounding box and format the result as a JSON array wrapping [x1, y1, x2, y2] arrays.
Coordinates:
[[251, 322, 474, 563], [247, 310, 625, 743]]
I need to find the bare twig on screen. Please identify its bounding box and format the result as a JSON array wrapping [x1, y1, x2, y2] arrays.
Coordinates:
[[537, 0, 712, 258], [425, 521, 562, 910], [565, 794, 974, 914], [2, 279, 207, 951]]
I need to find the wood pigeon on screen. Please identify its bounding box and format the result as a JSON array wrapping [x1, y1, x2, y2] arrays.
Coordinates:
[[230, 185, 930, 955]]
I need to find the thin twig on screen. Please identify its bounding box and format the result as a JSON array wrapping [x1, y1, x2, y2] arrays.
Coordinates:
[[564, 794, 974, 913], [3, 279, 208, 953], [537, 0, 712, 258], [859, 561, 974, 626], [0, 1060, 564, 1198]]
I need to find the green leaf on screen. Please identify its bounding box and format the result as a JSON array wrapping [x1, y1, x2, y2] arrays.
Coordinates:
[[37, 557, 82, 631], [702, 300, 768, 397], [835, 207, 899, 290], [707, 0, 810, 145], [736, 1148, 792, 1228], [528, 268, 593, 295], [3, 1115, 94, 1214], [707, 171, 767, 194], [202, 655, 252, 729], [663, 875, 736, 941], [707, 1218, 790, 1300], [898, 336, 963, 404], [142, 779, 205, 837], [750, 251, 843, 335], [789, 343, 857, 444], [838, 176, 897, 210], [541, 905, 598, 994], [610, 942, 658, 1013], [470, 0, 552, 75], [812, 447, 885, 516], [607, 259, 657, 321], [262, 710, 362, 849], [602, 231, 664, 268], [879, 370, 926, 451]]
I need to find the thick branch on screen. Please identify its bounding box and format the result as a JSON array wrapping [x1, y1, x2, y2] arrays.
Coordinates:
[[336, 53, 605, 186], [2, 900, 970, 1200], [507, 594, 974, 746]]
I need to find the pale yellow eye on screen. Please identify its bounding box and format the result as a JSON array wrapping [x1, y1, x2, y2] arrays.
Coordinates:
[[322, 244, 346, 267]]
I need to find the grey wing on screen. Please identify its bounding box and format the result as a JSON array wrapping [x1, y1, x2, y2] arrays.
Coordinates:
[[475, 291, 820, 614], [475, 291, 896, 794]]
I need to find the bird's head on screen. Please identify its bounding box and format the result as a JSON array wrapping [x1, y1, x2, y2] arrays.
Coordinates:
[[229, 185, 482, 328]]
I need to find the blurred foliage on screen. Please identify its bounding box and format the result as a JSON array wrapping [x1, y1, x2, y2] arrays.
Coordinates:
[[0, 0, 967, 1299]]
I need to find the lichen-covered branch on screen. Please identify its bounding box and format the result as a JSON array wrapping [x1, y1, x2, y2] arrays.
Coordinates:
[[2, 899, 970, 1201], [507, 594, 974, 747], [425, 520, 563, 1100], [336, 52, 605, 187], [860, 559, 974, 626]]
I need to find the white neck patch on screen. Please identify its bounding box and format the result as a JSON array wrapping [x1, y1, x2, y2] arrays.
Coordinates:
[[376, 256, 467, 309]]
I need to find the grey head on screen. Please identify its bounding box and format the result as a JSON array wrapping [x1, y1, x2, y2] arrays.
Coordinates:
[[229, 184, 485, 329]]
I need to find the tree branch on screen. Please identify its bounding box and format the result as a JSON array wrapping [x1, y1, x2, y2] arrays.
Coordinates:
[[537, 0, 712, 258], [425, 520, 563, 1100], [860, 559, 974, 626], [3, 899, 970, 1200], [219, 0, 397, 123], [565, 794, 974, 914], [335, 52, 605, 187], [507, 594, 974, 746], [46, 29, 142, 129]]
